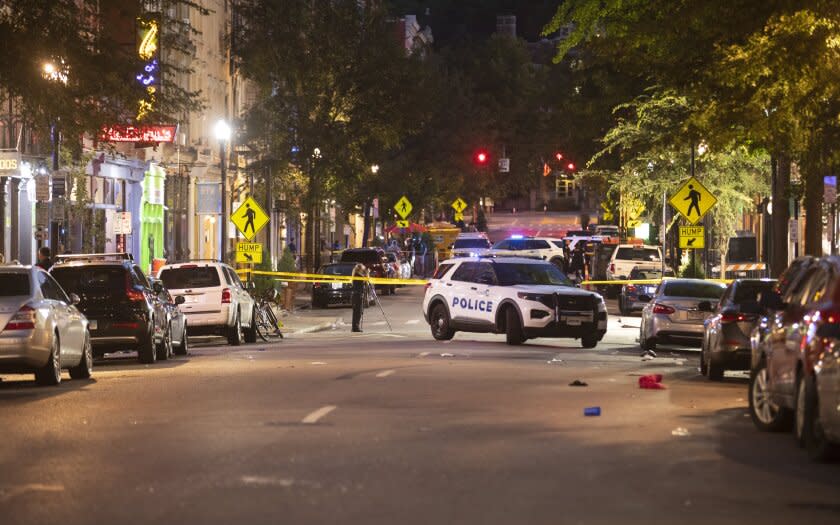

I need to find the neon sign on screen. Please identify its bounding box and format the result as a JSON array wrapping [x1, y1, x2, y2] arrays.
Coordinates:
[[136, 17, 160, 120], [101, 125, 177, 143]]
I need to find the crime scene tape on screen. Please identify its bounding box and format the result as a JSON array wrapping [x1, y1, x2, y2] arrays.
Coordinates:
[[237, 269, 428, 286], [580, 278, 732, 286]]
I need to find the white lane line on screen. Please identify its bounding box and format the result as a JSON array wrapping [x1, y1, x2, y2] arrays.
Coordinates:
[[310, 361, 327, 365], [376, 370, 395, 378], [369, 321, 387, 326], [405, 319, 420, 325], [418, 352, 430, 358], [0, 483, 65, 502], [302, 405, 337, 424]]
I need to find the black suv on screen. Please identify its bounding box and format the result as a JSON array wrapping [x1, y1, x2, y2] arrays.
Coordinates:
[[50, 253, 170, 363]]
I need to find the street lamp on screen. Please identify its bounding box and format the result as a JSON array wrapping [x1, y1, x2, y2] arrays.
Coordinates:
[[214, 119, 232, 260], [371, 164, 379, 174]]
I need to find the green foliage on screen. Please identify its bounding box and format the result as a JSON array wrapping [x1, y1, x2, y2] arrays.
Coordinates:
[[679, 252, 706, 279]]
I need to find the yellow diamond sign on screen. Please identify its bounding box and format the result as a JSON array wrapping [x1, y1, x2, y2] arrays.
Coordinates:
[[452, 197, 468, 213], [394, 195, 412, 219], [669, 177, 717, 225], [395, 219, 410, 228], [231, 196, 269, 241], [236, 242, 263, 264], [678, 226, 705, 249]]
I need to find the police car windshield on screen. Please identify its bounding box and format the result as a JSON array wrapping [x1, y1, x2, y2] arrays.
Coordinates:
[[454, 238, 491, 249], [494, 262, 572, 287]]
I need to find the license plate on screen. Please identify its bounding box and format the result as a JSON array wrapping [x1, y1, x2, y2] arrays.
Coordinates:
[[688, 311, 706, 320], [565, 319, 582, 326], [331, 282, 343, 289], [89, 320, 98, 330]]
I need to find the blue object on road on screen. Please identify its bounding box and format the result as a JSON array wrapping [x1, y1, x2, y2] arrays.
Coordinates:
[[584, 406, 601, 416]]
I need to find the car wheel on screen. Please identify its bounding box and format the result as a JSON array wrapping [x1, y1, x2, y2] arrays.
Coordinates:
[[699, 343, 709, 376], [748, 358, 792, 431], [156, 323, 172, 361], [244, 308, 258, 343], [640, 323, 656, 351], [707, 350, 724, 381], [581, 333, 598, 349], [795, 372, 807, 448], [799, 373, 839, 461], [174, 323, 188, 356], [138, 326, 157, 364], [35, 334, 61, 386], [69, 332, 93, 380], [429, 304, 455, 341], [227, 311, 243, 346], [505, 307, 525, 346], [618, 297, 628, 316]]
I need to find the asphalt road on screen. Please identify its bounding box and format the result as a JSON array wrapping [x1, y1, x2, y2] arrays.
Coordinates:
[[1, 287, 838, 524]]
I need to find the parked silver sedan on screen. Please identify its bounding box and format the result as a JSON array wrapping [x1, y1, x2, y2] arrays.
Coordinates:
[[640, 278, 726, 351], [0, 265, 91, 385]]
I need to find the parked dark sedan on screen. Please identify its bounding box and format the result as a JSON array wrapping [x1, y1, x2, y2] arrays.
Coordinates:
[[339, 248, 395, 295], [149, 276, 188, 356], [618, 266, 673, 315], [701, 278, 776, 380], [311, 263, 369, 308]]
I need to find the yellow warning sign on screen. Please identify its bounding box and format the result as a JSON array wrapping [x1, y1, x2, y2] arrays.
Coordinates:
[[453, 212, 464, 222], [231, 197, 269, 241], [679, 226, 705, 249], [452, 197, 468, 213], [394, 196, 412, 219], [235, 242, 263, 264], [395, 219, 410, 228], [669, 177, 717, 225]]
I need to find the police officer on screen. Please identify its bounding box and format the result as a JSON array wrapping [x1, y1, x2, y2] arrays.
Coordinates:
[[351, 264, 369, 332]]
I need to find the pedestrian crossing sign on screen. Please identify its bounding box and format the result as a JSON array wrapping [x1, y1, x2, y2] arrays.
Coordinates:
[[452, 197, 468, 213], [235, 242, 263, 264], [678, 226, 705, 249], [231, 196, 269, 241], [669, 177, 717, 225], [394, 196, 413, 219], [396, 219, 410, 228]]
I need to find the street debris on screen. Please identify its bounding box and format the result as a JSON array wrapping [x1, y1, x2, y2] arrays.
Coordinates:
[[641, 354, 655, 362], [548, 356, 564, 364], [584, 406, 601, 416], [639, 374, 667, 389], [671, 427, 691, 437], [569, 380, 588, 387], [440, 353, 455, 357], [310, 361, 327, 365]]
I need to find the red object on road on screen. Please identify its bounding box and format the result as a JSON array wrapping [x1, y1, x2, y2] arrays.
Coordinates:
[[638, 374, 667, 390]]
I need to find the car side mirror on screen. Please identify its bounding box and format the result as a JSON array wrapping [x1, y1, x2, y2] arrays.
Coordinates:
[[697, 301, 713, 312], [69, 293, 80, 305], [638, 294, 652, 303], [152, 281, 163, 293], [175, 295, 186, 305]]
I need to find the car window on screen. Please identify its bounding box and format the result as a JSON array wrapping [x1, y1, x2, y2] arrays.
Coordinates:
[[717, 286, 733, 309], [159, 267, 222, 289], [615, 247, 660, 261], [132, 266, 150, 289], [662, 281, 725, 299], [475, 262, 497, 285], [320, 264, 357, 276], [227, 267, 245, 289], [453, 238, 491, 249], [51, 266, 127, 298], [494, 262, 572, 286], [0, 273, 31, 296], [433, 263, 455, 279], [38, 272, 68, 302], [787, 268, 820, 305], [732, 281, 775, 304], [451, 262, 480, 282], [340, 250, 380, 265], [526, 240, 550, 250], [493, 240, 510, 250], [803, 268, 832, 305]]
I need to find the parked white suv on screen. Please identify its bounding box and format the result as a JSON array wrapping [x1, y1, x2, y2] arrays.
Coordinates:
[[157, 261, 256, 345], [607, 244, 662, 281], [451, 232, 493, 258], [422, 257, 608, 347], [489, 236, 566, 266]]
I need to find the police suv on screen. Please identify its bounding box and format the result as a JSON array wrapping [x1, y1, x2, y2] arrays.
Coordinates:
[[422, 257, 608, 347]]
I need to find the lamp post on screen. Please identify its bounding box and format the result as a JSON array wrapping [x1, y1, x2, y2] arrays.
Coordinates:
[[214, 119, 231, 261], [42, 59, 68, 252]]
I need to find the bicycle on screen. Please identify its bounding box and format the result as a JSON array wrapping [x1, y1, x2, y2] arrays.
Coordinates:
[[251, 288, 284, 342]]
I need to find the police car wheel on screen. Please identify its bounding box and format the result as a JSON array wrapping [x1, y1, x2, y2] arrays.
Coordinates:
[[505, 307, 525, 346], [581, 333, 598, 349], [430, 304, 455, 341]]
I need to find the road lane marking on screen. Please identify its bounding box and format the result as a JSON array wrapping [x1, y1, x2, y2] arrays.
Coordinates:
[[310, 361, 327, 365], [369, 321, 387, 326], [0, 483, 65, 502], [302, 405, 337, 424], [405, 319, 420, 325], [376, 370, 395, 378], [418, 352, 430, 357]]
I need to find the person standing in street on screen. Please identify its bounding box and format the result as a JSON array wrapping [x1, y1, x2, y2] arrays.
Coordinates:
[[351, 264, 369, 332], [36, 246, 53, 271]]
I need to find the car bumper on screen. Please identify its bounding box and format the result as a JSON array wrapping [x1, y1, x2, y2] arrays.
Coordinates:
[[0, 329, 51, 371], [622, 297, 649, 311], [313, 288, 354, 305], [182, 305, 232, 328], [647, 314, 705, 347]]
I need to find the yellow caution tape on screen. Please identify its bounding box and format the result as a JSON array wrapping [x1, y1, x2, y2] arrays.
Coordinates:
[[236, 269, 428, 286], [581, 278, 732, 286]]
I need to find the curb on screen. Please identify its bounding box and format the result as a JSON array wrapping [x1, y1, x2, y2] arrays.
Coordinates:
[[290, 318, 343, 335]]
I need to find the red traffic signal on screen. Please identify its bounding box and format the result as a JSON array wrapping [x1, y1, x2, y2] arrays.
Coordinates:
[[555, 152, 563, 161], [566, 162, 576, 171], [474, 150, 489, 165]]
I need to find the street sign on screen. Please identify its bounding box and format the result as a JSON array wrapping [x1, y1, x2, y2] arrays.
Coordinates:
[[35, 174, 51, 202], [453, 212, 464, 222], [451, 197, 468, 213], [679, 226, 705, 249], [34, 229, 49, 241], [394, 195, 412, 219], [235, 242, 263, 264], [396, 219, 410, 228], [498, 158, 510, 173], [231, 196, 269, 241], [35, 203, 50, 228], [114, 211, 132, 235], [669, 176, 717, 225]]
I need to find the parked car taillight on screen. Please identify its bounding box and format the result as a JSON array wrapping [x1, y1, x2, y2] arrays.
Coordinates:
[[625, 284, 636, 292], [221, 288, 231, 303], [652, 303, 675, 315], [124, 273, 146, 302], [610, 263, 615, 274], [4, 305, 36, 331]]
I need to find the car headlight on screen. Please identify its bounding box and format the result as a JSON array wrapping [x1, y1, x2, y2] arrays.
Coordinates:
[[517, 292, 547, 302]]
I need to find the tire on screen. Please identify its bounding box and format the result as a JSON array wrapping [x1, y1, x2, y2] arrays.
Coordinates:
[[707, 349, 724, 381], [640, 324, 656, 351], [699, 343, 709, 376], [244, 308, 258, 343], [174, 323, 188, 356], [156, 323, 172, 361], [255, 307, 275, 342], [799, 373, 839, 461], [35, 334, 61, 386], [429, 303, 455, 341], [581, 333, 598, 349], [505, 307, 525, 346], [795, 373, 807, 448], [748, 358, 792, 432], [69, 332, 93, 380], [618, 297, 628, 316], [227, 311, 243, 346], [138, 327, 157, 364]]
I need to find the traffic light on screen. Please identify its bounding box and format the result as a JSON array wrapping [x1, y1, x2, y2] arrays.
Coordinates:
[[555, 152, 563, 161], [566, 162, 576, 171], [474, 150, 489, 165]]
